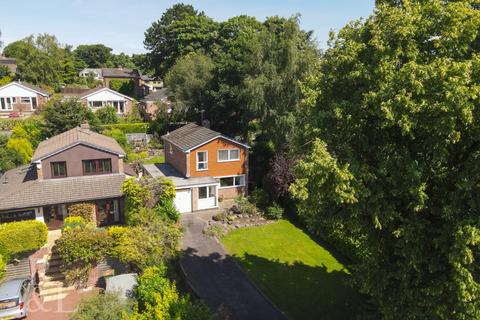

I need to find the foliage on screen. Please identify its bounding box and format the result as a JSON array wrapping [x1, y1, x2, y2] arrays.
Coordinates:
[[96, 106, 119, 124], [6, 138, 33, 164], [265, 152, 297, 201], [56, 228, 112, 286], [3, 34, 77, 89], [0, 75, 13, 86], [249, 188, 270, 211], [0, 136, 23, 171], [73, 44, 113, 68], [70, 292, 134, 320], [109, 79, 134, 97], [41, 97, 100, 136], [130, 265, 213, 320], [264, 202, 284, 220], [291, 1, 480, 318], [144, 3, 217, 76], [68, 203, 95, 222], [62, 216, 87, 231], [233, 196, 259, 216], [102, 123, 148, 134], [127, 151, 148, 163], [0, 65, 10, 78], [10, 118, 43, 148], [223, 220, 362, 319], [0, 220, 48, 260], [121, 179, 151, 223], [108, 216, 181, 270], [141, 177, 176, 207], [103, 128, 128, 148], [204, 224, 226, 239], [142, 155, 165, 165], [154, 199, 180, 223], [0, 255, 6, 281]]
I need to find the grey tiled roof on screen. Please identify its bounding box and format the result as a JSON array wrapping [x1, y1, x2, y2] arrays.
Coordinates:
[[19, 82, 50, 96], [142, 88, 168, 102], [0, 166, 126, 211], [32, 127, 126, 162], [101, 68, 139, 78], [162, 123, 222, 151], [143, 163, 217, 187]]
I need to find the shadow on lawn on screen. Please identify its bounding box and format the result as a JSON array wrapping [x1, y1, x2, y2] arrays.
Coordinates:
[[180, 245, 363, 320]]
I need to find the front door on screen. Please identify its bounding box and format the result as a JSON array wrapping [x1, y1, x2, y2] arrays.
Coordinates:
[[197, 185, 217, 210], [43, 205, 65, 230], [95, 199, 119, 227]]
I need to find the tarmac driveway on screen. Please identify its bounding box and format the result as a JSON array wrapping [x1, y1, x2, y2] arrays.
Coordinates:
[[180, 213, 287, 320]]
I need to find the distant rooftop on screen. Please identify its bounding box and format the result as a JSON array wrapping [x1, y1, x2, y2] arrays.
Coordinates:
[[142, 88, 168, 102]]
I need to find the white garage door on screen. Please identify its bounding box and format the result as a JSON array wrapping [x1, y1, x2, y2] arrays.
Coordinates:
[[174, 189, 192, 213]]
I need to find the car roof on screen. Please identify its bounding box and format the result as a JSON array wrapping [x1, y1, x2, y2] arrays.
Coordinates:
[[0, 279, 26, 299]]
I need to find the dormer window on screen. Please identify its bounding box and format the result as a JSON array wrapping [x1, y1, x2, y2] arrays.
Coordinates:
[[51, 162, 67, 178], [196, 151, 208, 171]]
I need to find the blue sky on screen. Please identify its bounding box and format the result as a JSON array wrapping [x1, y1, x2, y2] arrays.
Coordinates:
[[0, 0, 375, 54]]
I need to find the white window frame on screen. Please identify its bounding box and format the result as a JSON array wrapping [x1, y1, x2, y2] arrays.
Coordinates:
[[217, 149, 240, 162], [0, 97, 14, 111], [196, 151, 208, 171], [217, 175, 246, 189]]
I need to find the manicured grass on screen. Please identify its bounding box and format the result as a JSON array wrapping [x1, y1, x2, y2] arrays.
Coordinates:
[[143, 155, 165, 164], [222, 220, 362, 320]]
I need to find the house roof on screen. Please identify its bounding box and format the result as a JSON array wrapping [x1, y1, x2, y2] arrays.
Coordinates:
[[78, 87, 134, 101], [31, 126, 126, 162], [162, 123, 249, 152], [101, 68, 139, 78], [0, 165, 126, 212], [141, 88, 168, 102], [0, 56, 17, 73], [0, 81, 50, 97], [60, 87, 91, 97], [143, 163, 217, 188]]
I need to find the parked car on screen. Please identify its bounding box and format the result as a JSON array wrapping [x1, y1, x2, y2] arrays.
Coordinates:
[[0, 278, 33, 319]]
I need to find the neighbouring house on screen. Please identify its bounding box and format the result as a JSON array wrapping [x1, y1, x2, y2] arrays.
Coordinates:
[[79, 68, 141, 97], [0, 81, 50, 118], [140, 75, 164, 96], [143, 123, 249, 213], [0, 56, 17, 74], [61, 86, 134, 115], [0, 124, 135, 229], [139, 87, 170, 120]]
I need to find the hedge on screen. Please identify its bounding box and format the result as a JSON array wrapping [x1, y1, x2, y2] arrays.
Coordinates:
[[0, 220, 48, 259], [102, 123, 148, 134], [0, 117, 44, 131]]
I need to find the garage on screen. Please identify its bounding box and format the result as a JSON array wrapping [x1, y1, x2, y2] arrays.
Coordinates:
[[174, 189, 192, 213]]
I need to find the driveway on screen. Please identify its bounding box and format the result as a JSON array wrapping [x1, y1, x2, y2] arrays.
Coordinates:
[[180, 213, 287, 320]]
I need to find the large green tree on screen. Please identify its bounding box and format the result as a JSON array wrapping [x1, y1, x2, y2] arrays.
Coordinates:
[[290, 1, 480, 319], [144, 3, 218, 76], [73, 44, 113, 68]]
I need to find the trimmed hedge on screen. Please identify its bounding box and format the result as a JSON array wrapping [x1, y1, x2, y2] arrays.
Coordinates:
[[102, 123, 148, 134], [0, 117, 44, 131], [0, 220, 48, 259]]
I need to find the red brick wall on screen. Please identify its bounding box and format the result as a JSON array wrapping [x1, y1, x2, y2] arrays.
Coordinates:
[[219, 186, 246, 200], [164, 141, 187, 176]]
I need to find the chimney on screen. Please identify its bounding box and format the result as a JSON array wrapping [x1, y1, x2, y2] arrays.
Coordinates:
[[80, 122, 90, 130]]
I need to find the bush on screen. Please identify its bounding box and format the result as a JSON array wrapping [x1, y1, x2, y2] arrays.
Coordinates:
[[55, 228, 112, 286], [122, 179, 151, 223], [109, 79, 134, 97], [63, 216, 87, 231], [103, 128, 128, 148], [233, 196, 259, 216], [127, 151, 148, 163], [205, 225, 226, 238], [102, 123, 148, 134], [212, 211, 227, 222], [68, 203, 95, 222], [249, 188, 270, 210], [6, 138, 33, 164], [70, 292, 134, 320], [264, 202, 284, 220], [95, 106, 118, 124], [0, 220, 48, 259], [0, 255, 6, 281], [154, 199, 180, 223]]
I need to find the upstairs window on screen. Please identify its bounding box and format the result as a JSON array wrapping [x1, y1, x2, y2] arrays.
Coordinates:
[[196, 151, 208, 171], [51, 161, 67, 178], [218, 149, 240, 162], [83, 159, 112, 175]]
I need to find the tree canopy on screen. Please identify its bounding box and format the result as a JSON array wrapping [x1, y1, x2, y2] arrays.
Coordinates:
[[291, 1, 480, 319]]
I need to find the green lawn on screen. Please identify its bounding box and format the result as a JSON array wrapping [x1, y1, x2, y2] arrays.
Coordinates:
[[222, 220, 362, 320], [143, 155, 165, 164]]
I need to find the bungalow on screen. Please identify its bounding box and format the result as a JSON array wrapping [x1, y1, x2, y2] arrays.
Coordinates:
[[0, 124, 135, 229], [143, 123, 249, 213], [61, 87, 134, 115], [0, 81, 50, 118]]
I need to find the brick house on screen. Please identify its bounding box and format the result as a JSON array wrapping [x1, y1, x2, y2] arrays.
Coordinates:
[[0, 124, 135, 229], [79, 68, 142, 97], [61, 87, 134, 115], [0, 81, 50, 118], [143, 123, 249, 213], [139, 87, 170, 120]]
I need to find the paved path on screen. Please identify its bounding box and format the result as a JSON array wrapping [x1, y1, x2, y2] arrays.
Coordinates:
[[180, 213, 287, 320]]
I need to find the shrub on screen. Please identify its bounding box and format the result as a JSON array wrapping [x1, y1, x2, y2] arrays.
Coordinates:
[[154, 199, 180, 223], [68, 203, 95, 222], [55, 228, 112, 286], [264, 202, 284, 220], [70, 292, 134, 320], [234, 196, 259, 216], [0, 220, 48, 259], [95, 106, 118, 124], [103, 128, 128, 148], [6, 138, 33, 164], [212, 211, 227, 222], [205, 225, 226, 238], [63, 216, 87, 231], [135, 265, 169, 307], [109, 79, 134, 97], [122, 179, 150, 223], [249, 188, 270, 210], [127, 151, 148, 163], [102, 123, 148, 134], [0, 255, 6, 281]]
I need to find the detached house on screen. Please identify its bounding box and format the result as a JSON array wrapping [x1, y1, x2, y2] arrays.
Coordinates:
[[143, 123, 249, 213], [0, 124, 134, 228], [61, 87, 134, 115], [0, 81, 50, 118]]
